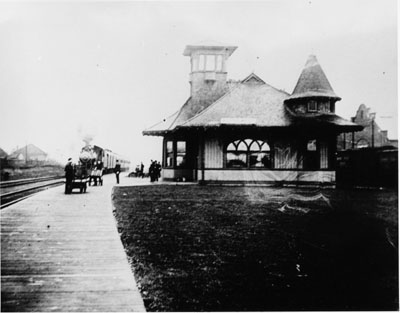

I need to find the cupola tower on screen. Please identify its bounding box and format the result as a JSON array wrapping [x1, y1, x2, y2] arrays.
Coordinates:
[[285, 55, 341, 115], [183, 42, 237, 113]]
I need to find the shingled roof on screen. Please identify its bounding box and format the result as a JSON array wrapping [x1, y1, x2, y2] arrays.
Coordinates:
[[179, 75, 292, 128], [143, 67, 360, 136], [287, 55, 341, 101], [285, 106, 363, 132], [143, 111, 179, 135]]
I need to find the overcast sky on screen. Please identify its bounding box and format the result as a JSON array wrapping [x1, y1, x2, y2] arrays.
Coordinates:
[[0, 0, 397, 167]]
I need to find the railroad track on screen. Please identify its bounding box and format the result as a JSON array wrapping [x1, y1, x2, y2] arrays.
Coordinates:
[[0, 177, 64, 209]]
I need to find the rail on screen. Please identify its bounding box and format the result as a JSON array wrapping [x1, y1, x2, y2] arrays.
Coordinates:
[[1, 179, 64, 209], [0, 176, 63, 189]]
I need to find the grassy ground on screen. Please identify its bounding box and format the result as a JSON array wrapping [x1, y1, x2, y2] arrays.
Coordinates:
[[112, 185, 398, 311], [1, 165, 64, 180]]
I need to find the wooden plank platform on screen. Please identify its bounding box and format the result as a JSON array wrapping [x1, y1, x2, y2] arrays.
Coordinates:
[[1, 174, 146, 312]]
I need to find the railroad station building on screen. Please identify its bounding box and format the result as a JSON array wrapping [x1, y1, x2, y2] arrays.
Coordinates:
[[143, 43, 362, 185]]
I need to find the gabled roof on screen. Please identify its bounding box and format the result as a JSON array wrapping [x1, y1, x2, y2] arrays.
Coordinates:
[[143, 111, 180, 135], [169, 97, 201, 129], [287, 55, 341, 101], [167, 82, 241, 130], [179, 80, 292, 128], [9, 144, 47, 159], [241, 73, 266, 84], [143, 78, 290, 135], [0, 147, 8, 159]]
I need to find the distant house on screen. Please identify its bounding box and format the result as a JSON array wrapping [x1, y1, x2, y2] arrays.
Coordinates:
[[388, 139, 398, 148], [143, 42, 361, 185], [0, 147, 8, 160], [337, 104, 395, 150], [8, 144, 48, 163]]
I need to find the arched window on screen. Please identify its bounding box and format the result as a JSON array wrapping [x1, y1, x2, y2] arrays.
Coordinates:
[[226, 139, 271, 168], [226, 140, 247, 168], [357, 139, 369, 148]]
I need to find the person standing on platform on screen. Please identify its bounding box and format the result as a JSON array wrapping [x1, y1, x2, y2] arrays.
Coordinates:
[[64, 158, 74, 194], [114, 160, 121, 184], [140, 162, 144, 178], [149, 160, 155, 182], [156, 161, 162, 181]]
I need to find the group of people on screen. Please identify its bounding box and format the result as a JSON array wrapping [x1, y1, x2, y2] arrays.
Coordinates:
[[149, 160, 161, 182], [132, 160, 162, 182], [133, 162, 145, 178], [65, 157, 163, 193], [64, 158, 122, 194]]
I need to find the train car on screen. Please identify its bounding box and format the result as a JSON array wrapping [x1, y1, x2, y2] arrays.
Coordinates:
[[336, 146, 398, 188]]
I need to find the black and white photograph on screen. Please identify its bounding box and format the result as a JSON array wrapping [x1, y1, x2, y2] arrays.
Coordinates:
[[0, 0, 398, 311]]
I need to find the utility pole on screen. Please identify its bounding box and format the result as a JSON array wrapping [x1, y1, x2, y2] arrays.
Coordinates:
[[25, 143, 28, 165], [370, 112, 376, 148]]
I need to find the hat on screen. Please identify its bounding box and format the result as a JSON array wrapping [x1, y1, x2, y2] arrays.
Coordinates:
[[68, 158, 72, 161]]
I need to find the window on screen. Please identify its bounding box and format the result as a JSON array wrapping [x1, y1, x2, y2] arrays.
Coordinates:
[[226, 139, 271, 168], [318, 101, 330, 113], [166, 141, 173, 167], [308, 100, 317, 112], [176, 141, 186, 167], [357, 139, 369, 148], [216, 55, 223, 71], [307, 139, 317, 151], [206, 55, 215, 71], [304, 139, 319, 170], [192, 57, 199, 72], [199, 55, 205, 71], [226, 141, 247, 168]]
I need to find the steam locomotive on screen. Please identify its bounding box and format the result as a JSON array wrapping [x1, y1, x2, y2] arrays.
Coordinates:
[[79, 145, 130, 174], [68, 145, 130, 193]]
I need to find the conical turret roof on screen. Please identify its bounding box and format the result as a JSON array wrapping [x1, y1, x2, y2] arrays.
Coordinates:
[[288, 55, 341, 101]]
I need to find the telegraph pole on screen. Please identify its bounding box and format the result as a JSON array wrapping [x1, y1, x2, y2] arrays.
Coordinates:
[[371, 113, 376, 148]]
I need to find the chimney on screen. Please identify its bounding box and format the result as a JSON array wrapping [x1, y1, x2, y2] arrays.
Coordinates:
[[183, 42, 237, 110]]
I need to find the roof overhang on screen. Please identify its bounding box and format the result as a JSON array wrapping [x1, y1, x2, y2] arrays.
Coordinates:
[[286, 91, 341, 101], [183, 44, 237, 56]]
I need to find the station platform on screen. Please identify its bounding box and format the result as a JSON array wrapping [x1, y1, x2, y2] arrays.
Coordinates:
[[1, 174, 148, 312]]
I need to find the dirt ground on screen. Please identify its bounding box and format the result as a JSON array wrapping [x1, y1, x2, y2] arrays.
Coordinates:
[[112, 185, 398, 311]]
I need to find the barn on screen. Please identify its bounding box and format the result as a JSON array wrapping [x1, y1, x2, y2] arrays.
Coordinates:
[[143, 43, 362, 185]]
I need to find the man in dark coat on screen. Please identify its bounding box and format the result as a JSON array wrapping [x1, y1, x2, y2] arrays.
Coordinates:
[[155, 161, 162, 181], [140, 162, 144, 178], [64, 158, 74, 194], [114, 160, 121, 184], [149, 160, 155, 182]]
